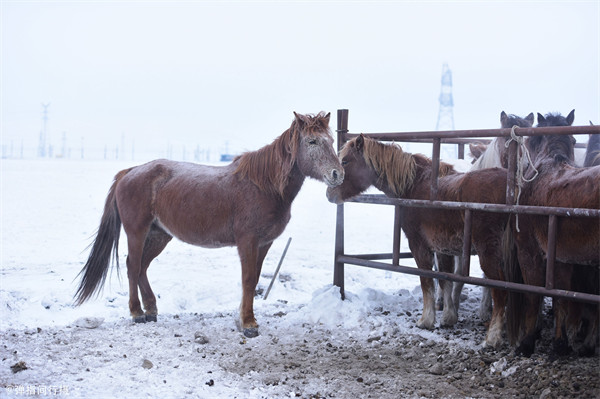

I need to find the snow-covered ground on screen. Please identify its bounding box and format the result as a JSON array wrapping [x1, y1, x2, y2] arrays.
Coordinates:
[[3, 156, 596, 399]]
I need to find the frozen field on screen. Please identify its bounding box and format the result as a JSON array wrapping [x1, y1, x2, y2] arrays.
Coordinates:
[[1, 158, 597, 399]]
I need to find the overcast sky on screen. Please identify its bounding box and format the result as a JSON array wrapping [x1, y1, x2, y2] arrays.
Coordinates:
[[2, 1, 599, 160]]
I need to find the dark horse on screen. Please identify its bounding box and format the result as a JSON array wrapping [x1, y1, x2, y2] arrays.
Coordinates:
[[75, 112, 344, 338], [327, 135, 514, 347], [507, 110, 600, 356]]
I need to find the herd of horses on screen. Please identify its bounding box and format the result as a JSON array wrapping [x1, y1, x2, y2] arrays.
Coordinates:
[[76, 110, 599, 357]]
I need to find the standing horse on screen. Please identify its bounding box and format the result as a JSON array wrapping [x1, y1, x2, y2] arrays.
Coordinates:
[[75, 112, 344, 338], [327, 135, 514, 347], [448, 112, 534, 321], [507, 110, 600, 356]]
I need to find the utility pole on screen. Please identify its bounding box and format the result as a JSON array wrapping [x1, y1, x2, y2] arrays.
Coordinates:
[[38, 103, 50, 157]]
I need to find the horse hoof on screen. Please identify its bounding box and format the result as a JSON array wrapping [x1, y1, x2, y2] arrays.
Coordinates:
[[133, 315, 147, 323], [515, 340, 535, 357], [145, 314, 157, 323], [552, 338, 570, 356], [243, 328, 259, 338], [578, 345, 596, 357]]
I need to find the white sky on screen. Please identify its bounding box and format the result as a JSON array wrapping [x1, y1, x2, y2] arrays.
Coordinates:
[[1, 1, 599, 159]]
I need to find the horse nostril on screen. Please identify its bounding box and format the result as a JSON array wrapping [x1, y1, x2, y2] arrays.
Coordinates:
[[332, 170, 338, 180]]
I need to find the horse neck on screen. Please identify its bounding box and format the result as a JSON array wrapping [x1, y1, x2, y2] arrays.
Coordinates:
[[370, 152, 434, 199], [280, 163, 305, 205], [234, 129, 302, 200]]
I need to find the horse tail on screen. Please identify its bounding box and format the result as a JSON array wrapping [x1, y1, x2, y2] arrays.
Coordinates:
[[503, 217, 523, 346], [74, 168, 131, 305]]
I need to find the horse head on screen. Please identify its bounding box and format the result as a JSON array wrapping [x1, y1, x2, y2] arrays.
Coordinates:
[[495, 111, 535, 168], [327, 135, 419, 204], [501, 111, 534, 129], [326, 135, 376, 204], [527, 110, 576, 166], [291, 112, 344, 188]]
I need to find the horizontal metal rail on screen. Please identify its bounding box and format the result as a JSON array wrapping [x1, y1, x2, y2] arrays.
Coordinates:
[[348, 194, 600, 218], [337, 255, 600, 305], [343, 124, 600, 141]]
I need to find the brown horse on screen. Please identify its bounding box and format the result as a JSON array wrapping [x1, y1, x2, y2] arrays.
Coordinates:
[[447, 111, 534, 322], [507, 110, 600, 356], [327, 135, 514, 348], [75, 112, 344, 338]]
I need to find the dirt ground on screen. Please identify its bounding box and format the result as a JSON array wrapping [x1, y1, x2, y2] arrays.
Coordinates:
[[4, 292, 597, 399], [218, 303, 600, 399]]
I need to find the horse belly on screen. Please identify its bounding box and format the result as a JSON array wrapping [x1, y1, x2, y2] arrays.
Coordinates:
[[408, 210, 463, 255], [156, 217, 234, 248], [534, 218, 599, 265]]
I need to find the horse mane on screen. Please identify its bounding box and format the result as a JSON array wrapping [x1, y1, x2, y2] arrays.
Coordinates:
[[471, 138, 504, 169], [349, 137, 454, 197], [233, 112, 330, 196]]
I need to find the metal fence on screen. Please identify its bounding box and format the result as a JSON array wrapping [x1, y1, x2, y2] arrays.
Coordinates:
[[333, 109, 600, 305]]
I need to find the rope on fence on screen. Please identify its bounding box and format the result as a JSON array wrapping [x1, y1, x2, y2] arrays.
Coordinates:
[[505, 125, 539, 232]]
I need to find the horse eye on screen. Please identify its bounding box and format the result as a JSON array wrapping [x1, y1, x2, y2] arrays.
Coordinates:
[[341, 160, 349, 166], [308, 139, 317, 145]]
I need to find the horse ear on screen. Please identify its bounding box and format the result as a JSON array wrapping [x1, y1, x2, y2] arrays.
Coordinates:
[[356, 134, 365, 152], [469, 142, 486, 161], [566, 109, 575, 125], [537, 113, 545, 125], [318, 112, 331, 129], [293, 112, 307, 125], [500, 111, 508, 125], [525, 113, 534, 125]]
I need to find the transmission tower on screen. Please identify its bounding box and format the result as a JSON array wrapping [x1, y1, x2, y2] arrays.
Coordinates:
[[435, 63, 454, 131], [435, 63, 456, 159]]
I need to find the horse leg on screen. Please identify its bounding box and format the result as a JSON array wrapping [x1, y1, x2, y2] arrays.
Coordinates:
[[237, 236, 260, 338], [570, 264, 599, 356], [437, 253, 458, 327], [138, 225, 173, 322], [515, 293, 544, 357], [411, 244, 436, 330], [256, 242, 273, 284], [479, 284, 493, 322], [452, 255, 464, 313], [126, 233, 147, 323], [517, 260, 546, 356], [512, 234, 545, 357], [484, 287, 507, 348], [552, 262, 573, 355], [580, 303, 599, 356], [434, 253, 443, 311]]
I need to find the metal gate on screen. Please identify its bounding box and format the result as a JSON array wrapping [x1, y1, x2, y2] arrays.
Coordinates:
[[332, 109, 600, 305]]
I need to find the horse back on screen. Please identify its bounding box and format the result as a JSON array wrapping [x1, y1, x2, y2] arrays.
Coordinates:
[[115, 159, 292, 248], [402, 168, 508, 255]]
